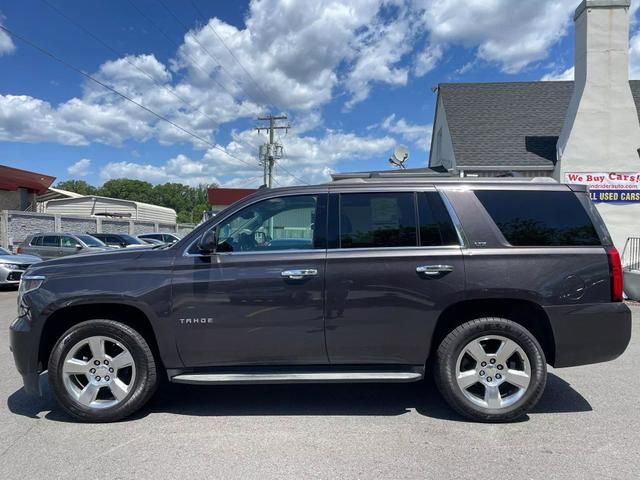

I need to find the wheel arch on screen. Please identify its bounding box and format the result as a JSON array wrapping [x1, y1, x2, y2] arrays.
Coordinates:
[[429, 298, 556, 366], [39, 302, 162, 372]]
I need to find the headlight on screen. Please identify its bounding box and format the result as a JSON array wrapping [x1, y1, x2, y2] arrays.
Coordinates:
[[0, 263, 19, 270], [18, 275, 45, 297]]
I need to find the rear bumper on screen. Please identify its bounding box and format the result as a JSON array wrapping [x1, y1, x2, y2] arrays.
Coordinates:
[[545, 302, 632, 368]]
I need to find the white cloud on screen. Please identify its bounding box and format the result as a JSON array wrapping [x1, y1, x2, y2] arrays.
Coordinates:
[[416, 0, 576, 74], [99, 128, 395, 187], [380, 114, 432, 150], [176, 1, 383, 111], [1, 0, 593, 186], [541, 66, 574, 81], [0, 13, 16, 56], [67, 158, 91, 177], [414, 44, 443, 77], [343, 8, 414, 109]]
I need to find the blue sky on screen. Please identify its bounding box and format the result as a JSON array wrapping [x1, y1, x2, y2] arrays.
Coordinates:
[[0, 0, 638, 187]]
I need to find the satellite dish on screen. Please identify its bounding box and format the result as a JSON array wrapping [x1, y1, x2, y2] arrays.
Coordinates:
[[389, 145, 409, 169]]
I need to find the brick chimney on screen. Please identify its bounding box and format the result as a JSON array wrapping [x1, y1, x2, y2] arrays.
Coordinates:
[[555, 0, 640, 250]]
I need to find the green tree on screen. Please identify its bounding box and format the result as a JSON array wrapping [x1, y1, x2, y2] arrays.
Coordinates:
[[55, 180, 97, 195], [55, 177, 215, 224], [98, 179, 155, 204]]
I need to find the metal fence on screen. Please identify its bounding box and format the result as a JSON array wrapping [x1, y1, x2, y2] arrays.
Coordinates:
[[622, 237, 640, 271], [0, 210, 195, 250]]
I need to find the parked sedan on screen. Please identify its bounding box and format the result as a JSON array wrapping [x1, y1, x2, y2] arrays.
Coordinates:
[[18, 233, 114, 260], [91, 233, 150, 249], [138, 232, 181, 244], [0, 247, 41, 285], [139, 237, 165, 245]]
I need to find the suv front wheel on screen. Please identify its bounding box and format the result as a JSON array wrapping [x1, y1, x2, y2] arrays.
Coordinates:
[[434, 317, 547, 422], [48, 319, 158, 422]]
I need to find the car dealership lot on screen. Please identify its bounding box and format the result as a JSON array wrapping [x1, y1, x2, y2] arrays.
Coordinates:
[[0, 288, 638, 480]]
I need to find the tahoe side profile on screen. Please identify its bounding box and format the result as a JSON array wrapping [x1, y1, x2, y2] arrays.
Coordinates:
[[10, 178, 632, 423]]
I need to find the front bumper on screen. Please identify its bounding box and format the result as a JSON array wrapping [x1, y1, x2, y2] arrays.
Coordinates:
[[0, 266, 25, 284], [545, 302, 632, 368], [9, 315, 42, 396]]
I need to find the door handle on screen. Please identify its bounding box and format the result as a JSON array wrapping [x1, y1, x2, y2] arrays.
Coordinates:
[[416, 265, 454, 276], [281, 268, 318, 280]]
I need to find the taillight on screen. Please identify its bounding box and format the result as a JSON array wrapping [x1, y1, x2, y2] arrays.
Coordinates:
[[607, 247, 623, 302], [16, 246, 22, 254]]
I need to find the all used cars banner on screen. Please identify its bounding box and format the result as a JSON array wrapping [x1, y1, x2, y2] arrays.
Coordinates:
[[565, 172, 640, 203]]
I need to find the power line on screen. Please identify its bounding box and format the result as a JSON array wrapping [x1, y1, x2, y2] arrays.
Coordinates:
[[40, 0, 220, 130], [153, 0, 252, 102], [0, 24, 260, 174], [143, 0, 308, 187], [123, 0, 240, 103], [187, 0, 275, 109], [185, 1, 310, 186]]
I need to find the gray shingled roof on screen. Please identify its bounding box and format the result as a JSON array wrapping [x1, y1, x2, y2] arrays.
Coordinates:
[[433, 80, 640, 169]]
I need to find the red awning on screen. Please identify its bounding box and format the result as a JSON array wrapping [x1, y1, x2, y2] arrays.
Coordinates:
[[208, 188, 257, 206], [0, 164, 56, 194]]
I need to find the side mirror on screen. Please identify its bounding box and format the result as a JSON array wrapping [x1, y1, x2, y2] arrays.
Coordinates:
[[75, 244, 83, 250], [198, 229, 217, 253]]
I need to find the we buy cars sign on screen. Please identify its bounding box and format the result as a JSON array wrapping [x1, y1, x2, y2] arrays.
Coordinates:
[[565, 172, 640, 203]]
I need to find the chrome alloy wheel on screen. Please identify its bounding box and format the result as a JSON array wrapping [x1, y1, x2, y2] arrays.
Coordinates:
[[455, 335, 531, 410], [62, 336, 136, 409]]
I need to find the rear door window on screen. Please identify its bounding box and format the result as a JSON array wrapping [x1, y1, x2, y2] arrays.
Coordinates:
[[339, 192, 417, 248], [30, 236, 43, 246], [42, 235, 60, 247], [475, 190, 601, 246], [418, 192, 460, 246]]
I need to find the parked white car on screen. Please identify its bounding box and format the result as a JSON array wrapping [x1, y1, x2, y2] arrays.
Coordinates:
[[0, 247, 41, 286]]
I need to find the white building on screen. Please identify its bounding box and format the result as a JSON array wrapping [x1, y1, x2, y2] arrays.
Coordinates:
[[426, 0, 640, 251], [45, 195, 177, 224]]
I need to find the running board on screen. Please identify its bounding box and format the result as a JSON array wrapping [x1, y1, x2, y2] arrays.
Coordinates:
[[170, 370, 423, 385]]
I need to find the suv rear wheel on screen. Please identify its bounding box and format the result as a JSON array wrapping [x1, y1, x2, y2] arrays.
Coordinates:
[[434, 317, 547, 422], [48, 319, 158, 422]]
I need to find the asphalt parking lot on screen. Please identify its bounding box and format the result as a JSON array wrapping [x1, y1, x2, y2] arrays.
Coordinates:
[[0, 288, 638, 479]]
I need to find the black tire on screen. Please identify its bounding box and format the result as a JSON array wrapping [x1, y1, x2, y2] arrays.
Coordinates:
[[434, 317, 547, 423], [48, 319, 158, 423]]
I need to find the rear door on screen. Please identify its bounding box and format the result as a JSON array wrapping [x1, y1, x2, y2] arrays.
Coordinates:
[[40, 235, 62, 259], [324, 189, 466, 365]]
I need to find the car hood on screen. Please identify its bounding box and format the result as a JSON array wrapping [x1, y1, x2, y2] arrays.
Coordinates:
[[0, 253, 42, 264]]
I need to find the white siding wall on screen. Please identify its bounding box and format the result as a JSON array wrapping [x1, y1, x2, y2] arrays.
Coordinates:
[[45, 197, 176, 223], [46, 197, 136, 218]]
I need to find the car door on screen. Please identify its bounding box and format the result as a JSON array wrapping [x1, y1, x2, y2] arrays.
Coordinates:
[[60, 235, 82, 256], [324, 189, 466, 365], [172, 191, 329, 367], [40, 235, 62, 259]]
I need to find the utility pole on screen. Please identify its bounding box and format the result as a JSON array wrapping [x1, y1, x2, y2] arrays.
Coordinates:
[[256, 114, 289, 188]]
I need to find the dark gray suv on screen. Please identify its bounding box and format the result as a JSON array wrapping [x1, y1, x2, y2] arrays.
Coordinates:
[[10, 179, 632, 423]]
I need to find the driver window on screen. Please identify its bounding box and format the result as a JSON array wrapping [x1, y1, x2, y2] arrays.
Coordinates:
[[61, 236, 77, 248], [215, 195, 319, 253]]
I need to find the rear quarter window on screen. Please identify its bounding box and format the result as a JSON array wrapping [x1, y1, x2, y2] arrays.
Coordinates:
[[474, 190, 601, 247]]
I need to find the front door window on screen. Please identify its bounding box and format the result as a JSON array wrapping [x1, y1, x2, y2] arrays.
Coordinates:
[[215, 195, 320, 253]]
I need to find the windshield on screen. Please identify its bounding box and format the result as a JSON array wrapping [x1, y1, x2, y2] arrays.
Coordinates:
[[76, 235, 107, 247], [0, 247, 10, 255], [120, 234, 145, 245]]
